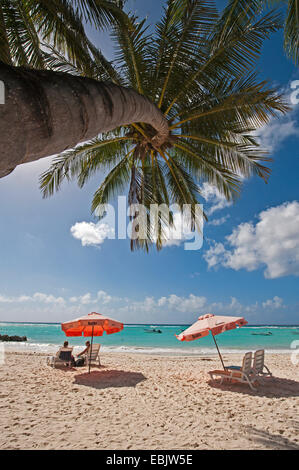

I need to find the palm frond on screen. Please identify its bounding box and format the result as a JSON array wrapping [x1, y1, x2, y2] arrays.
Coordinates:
[[112, 14, 150, 93], [170, 77, 289, 132], [155, 0, 218, 110], [91, 149, 133, 213], [284, 0, 299, 64], [39, 136, 136, 197], [172, 140, 242, 200], [0, 2, 12, 64], [164, 2, 283, 116], [72, 0, 126, 29], [2, 0, 46, 67]]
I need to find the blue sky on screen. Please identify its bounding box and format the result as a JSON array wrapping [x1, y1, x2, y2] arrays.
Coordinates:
[[0, 1, 298, 324]]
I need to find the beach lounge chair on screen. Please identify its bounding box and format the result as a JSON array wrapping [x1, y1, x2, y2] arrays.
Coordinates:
[[47, 347, 74, 368], [85, 343, 101, 367], [209, 352, 258, 391], [225, 351, 251, 372], [252, 349, 272, 377]]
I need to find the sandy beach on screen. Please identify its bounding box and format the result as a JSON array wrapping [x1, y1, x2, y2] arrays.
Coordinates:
[[0, 351, 298, 450]]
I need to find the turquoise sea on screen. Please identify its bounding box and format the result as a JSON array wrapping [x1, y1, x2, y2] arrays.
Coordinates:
[[1, 322, 299, 355]]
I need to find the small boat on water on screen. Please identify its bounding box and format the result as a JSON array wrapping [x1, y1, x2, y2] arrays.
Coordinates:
[[144, 328, 162, 334], [251, 331, 273, 336]]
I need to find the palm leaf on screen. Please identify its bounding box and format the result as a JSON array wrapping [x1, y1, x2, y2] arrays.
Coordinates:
[[284, 0, 299, 64], [40, 136, 136, 197], [91, 149, 133, 213], [112, 14, 150, 93], [164, 2, 283, 116]]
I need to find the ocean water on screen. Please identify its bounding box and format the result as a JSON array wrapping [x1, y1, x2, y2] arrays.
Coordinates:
[[1, 322, 299, 355]]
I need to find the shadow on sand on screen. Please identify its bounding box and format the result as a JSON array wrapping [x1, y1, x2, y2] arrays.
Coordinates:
[[73, 369, 146, 389], [244, 425, 299, 450], [208, 375, 299, 398]]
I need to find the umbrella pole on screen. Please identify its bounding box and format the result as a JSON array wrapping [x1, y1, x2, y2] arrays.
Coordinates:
[[88, 325, 94, 374], [211, 332, 226, 370]]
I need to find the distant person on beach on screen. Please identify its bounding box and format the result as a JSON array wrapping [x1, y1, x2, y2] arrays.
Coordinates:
[[75, 341, 91, 366], [77, 341, 91, 358], [62, 341, 75, 366]]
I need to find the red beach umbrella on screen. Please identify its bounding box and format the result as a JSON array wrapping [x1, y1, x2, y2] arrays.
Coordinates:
[[176, 313, 247, 370], [61, 312, 124, 373]]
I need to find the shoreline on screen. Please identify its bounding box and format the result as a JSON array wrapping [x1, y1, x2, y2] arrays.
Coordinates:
[[1, 351, 298, 450], [1, 342, 294, 356], [1, 324, 297, 357]]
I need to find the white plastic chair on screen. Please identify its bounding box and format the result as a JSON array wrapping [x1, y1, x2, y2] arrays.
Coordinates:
[[209, 352, 258, 391], [252, 349, 272, 377], [85, 344, 101, 367]]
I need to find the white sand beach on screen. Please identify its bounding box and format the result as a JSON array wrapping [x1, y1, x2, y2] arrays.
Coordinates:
[[0, 351, 298, 450]]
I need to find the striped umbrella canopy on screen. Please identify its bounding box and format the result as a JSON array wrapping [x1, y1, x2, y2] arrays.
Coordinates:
[[176, 313, 247, 370], [61, 312, 124, 372]]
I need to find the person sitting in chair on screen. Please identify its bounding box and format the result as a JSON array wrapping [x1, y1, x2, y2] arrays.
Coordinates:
[[75, 341, 91, 366], [61, 341, 75, 366]]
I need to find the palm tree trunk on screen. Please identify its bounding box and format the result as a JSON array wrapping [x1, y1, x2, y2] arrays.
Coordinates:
[[0, 62, 169, 178]]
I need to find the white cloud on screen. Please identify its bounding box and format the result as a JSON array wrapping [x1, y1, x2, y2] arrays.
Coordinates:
[[69, 290, 113, 305], [262, 296, 284, 309], [0, 293, 65, 304], [204, 201, 299, 279], [70, 293, 93, 305], [116, 293, 208, 315], [32, 293, 65, 304], [97, 290, 112, 304], [201, 182, 232, 215], [157, 294, 207, 312], [208, 215, 230, 226], [117, 293, 289, 322], [256, 84, 299, 153], [0, 295, 13, 303], [70, 222, 115, 247], [0, 290, 114, 307], [256, 119, 299, 153], [209, 296, 254, 315], [0, 288, 294, 324], [203, 241, 227, 269]]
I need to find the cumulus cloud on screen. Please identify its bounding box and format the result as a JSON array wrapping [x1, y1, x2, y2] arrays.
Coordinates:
[[201, 182, 232, 215], [69, 290, 113, 305], [208, 215, 230, 226], [0, 288, 293, 324], [0, 290, 114, 308], [117, 293, 289, 322], [204, 201, 299, 279], [69, 293, 93, 305], [256, 119, 299, 153], [97, 290, 113, 304], [262, 296, 284, 309], [70, 222, 115, 247], [116, 293, 208, 316], [157, 294, 207, 312], [255, 82, 299, 153], [0, 292, 65, 304]]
